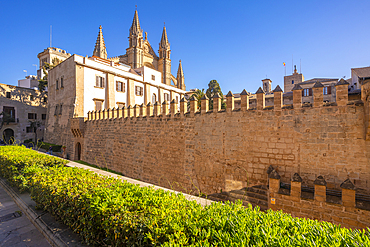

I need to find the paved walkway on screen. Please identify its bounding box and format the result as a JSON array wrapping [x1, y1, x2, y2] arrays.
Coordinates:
[[0, 183, 51, 247]]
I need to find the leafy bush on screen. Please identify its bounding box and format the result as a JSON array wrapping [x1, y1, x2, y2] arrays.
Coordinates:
[[37, 142, 62, 152], [23, 139, 33, 144], [0, 146, 67, 191], [1, 146, 369, 246]]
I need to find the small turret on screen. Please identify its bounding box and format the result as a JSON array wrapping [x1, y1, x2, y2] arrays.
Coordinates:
[[127, 9, 144, 68], [93, 26, 108, 59], [158, 25, 171, 85], [159, 26, 170, 59], [176, 60, 185, 90]]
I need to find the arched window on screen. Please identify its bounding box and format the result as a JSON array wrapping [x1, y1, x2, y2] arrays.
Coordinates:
[[152, 93, 156, 104]]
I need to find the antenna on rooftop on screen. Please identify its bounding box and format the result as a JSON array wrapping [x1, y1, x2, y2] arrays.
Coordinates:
[[292, 55, 293, 74], [300, 59, 301, 73], [50, 25, 52, 47]]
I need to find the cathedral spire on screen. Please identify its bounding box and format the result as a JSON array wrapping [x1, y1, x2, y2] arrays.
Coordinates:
[[130, 10, 142, 36], [93, 25, 107, 59], [177, 60, 185, 90], [159, 26, 170, 50]]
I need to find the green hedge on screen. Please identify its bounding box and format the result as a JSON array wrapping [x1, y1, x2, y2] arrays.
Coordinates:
[[0, 146, 369, 246], [0, 146, 67, 191], [37, 142, 62, 152]]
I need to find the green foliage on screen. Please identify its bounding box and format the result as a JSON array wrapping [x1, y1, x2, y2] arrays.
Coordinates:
[[1, 146, 369, 246], [37, 141, 62, 152], [0, 146, 67, 191], [0, 111, 14, 129], [74, 160, 124, 176], [38, 57, 61, 92], [189, 89, 205, 111], [206, 80, 226, 110]]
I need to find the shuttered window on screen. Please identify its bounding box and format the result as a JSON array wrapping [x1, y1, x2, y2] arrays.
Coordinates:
[[96, 76, 105, 88], [302, 88, 312, 97], [323, 86, 331, 95], [135, 86, 143, 96]]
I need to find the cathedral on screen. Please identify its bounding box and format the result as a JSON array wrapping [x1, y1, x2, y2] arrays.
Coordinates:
[[92, 10, 185, 90]]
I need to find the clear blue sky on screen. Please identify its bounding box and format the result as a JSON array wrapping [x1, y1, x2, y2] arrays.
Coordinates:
[[1, 0, 369, 94]]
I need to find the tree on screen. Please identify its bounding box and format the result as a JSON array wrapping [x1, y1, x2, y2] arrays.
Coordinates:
[[0, 111, 13, 129], [28, 120, 41, 143], [190, 88, 205, 110], [38, 57, 61, 92], [205, 80, 226, 110]]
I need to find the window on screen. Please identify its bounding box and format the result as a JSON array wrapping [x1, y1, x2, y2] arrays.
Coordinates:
[[292, 80, 294, 84], [152, 93, 156, 103], [54, 105, 58, 115], [42, 114, 46, 120], [302, 88, 312, 97], [117, 102, 125, 108], [59, 104, 63, 115], [176, 96, 179, 103], [3, 106, 15, 122], [96, 76, 105, 88], [56, 79, 59, 90], [41, 58, 47, 66], [30, 95, 34, 101], [43, 97, 47, 103], [60, 77, 64, 88], [28, 113, 37, 119], [151, 75, 155, 81], [26, 126, 34, 133], [135, 86, 143, 96], [6, 92, 11, 98], [164, 93, 170, 102], [116, 81, 125, 92], [94, 100, 103, 111], [323, 86, 331, 95]]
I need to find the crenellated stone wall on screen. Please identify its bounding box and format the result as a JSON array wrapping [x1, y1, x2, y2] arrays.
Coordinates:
[[70, 80, 370, 196], [268, 170, 370, 229]]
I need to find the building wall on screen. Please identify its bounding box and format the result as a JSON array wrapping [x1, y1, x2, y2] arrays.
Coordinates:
[[77, 94, 370, 196], [0, 83, 47, 142]]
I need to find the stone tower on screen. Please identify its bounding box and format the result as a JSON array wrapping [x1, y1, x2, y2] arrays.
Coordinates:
[[177, 60, 185, 90], [284, 65, 304, 92], [93, 26, 108, 59], [127, 10, 144, 68], [262, 79, 272, 93], [158, 26, 171, 85]]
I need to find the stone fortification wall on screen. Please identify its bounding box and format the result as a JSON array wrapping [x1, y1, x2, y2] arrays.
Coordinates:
[[268, 172, 370, 229], [73, 81, 370, 195]]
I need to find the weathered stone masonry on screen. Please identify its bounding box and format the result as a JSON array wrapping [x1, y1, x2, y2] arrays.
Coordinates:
[[71, 80, 370, 198]]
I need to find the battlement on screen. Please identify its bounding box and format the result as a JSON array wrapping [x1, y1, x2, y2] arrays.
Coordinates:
[[86, 80, 358, 122], [70, 80, 370, 201], [268, 169, 370, 229]]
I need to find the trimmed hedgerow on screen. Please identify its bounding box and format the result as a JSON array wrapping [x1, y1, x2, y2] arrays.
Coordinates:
[[1, 146, 369, 246], [0, 146, 67, 191]]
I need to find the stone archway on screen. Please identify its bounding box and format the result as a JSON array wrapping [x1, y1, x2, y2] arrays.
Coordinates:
[[75, 142, 81, 160], [3, 128, 14, 144]]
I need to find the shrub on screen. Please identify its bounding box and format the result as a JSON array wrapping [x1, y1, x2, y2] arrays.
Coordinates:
[[1, 146, 369, 246], [37, 142, 62, 152], [0, 146, 67, 191]]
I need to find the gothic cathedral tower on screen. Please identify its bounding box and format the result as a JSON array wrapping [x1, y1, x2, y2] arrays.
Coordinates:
[[158, 26, 171, 86], [127, 10, 144, 68], [93, 26, 108, 59]]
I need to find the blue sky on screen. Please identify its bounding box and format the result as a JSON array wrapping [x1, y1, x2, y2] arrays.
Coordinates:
[[1, 0, 369, 94]]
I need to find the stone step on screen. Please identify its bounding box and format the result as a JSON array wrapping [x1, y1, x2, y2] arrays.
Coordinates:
[[246, 186, 268, 196], [228, 190, 268, 201]]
